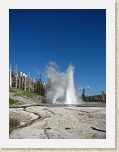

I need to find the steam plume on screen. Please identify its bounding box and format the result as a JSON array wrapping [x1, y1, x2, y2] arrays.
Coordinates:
[[45, 61, 83, 104]]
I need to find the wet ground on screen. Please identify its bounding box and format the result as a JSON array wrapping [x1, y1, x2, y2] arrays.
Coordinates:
[[10, 102, 106, 108], [76, 102, 106, 107]]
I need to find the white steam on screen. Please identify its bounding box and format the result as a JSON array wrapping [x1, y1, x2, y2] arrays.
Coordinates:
[[45, 61, 83, 104]]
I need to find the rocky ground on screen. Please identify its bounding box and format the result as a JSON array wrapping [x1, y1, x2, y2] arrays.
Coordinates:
[[9, 88, 106, 139], [9, 104, 106, 139]]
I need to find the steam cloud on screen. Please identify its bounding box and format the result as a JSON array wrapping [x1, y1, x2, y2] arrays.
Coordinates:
[[45, 61, 83, 104]]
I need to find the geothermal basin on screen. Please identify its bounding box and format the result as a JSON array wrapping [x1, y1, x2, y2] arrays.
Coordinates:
[[9, 62, 106, 139], [9, 103, 106, 139]]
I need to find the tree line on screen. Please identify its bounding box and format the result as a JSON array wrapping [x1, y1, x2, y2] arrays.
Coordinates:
[[81, 88, 106, 102]]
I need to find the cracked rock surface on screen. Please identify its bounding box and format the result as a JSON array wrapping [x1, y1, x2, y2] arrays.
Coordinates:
[[9, 106, 106, 139]]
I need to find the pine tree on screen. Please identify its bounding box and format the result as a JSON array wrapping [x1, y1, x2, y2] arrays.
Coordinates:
[[81, 88, 85, 101]]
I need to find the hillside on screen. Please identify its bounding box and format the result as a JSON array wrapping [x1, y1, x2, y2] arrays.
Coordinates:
[[9, 87, 46, 106]]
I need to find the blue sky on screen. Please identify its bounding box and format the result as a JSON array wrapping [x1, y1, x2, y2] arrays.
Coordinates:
[[9, 9, 106, 96]]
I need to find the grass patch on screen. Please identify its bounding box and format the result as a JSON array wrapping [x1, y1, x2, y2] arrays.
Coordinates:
[[9, 88, 17, 93], [13, 93, 21, 97], [9, 98, 19, 105], [9, 87, 43, 99], [21, 92, 35, 99]]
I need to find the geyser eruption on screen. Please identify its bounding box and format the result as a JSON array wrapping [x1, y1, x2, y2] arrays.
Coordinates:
[[45, 61, 83, 104], [66, 65, 77, 104]]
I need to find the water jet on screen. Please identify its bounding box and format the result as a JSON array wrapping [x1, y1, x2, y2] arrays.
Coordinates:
[[45, 61, 83, 105]]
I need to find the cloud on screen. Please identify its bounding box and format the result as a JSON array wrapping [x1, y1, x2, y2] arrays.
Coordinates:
[[20, 72, 27, 77], [78, 87, 83, 90], [78, 86, 92, 90], [85, 86, 91, 89]]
